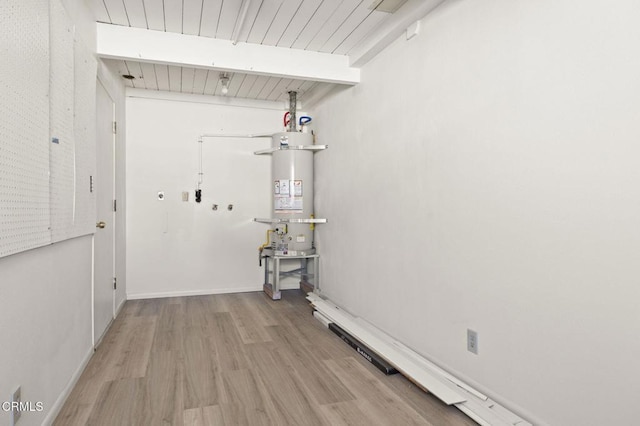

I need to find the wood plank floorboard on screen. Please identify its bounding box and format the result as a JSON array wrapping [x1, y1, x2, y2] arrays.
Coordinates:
[[266, 325, 356, 405], [55, 290, 477, 426]]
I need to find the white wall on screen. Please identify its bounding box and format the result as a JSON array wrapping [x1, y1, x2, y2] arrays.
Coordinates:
[[312, 0, 640, 424], [126, 93, 285, 298], [0, 1, 127, 424], [0, 238, 92, 426]]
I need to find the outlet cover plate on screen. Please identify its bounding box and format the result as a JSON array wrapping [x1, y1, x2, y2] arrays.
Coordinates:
[[467, 329, 478, 355]]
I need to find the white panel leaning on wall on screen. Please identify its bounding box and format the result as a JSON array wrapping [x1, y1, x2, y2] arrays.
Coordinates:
[[50, 0, 98, 242], [0, 0, 98, 258], [49, 0, 76, 243], [72, 26, 98, 237], [0, 0, 51, 257]]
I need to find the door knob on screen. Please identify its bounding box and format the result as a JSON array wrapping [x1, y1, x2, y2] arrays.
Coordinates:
[[96, 221, 106, 229]]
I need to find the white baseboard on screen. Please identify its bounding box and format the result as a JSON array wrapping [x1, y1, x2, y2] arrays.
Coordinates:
[[127, 285, 264, 300], [115, 296, 126, 315], [42, 347, 94, 426], [127, 282, 305, 300]]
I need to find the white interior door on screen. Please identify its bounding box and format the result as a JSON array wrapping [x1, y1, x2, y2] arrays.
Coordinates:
[[94, 80, 115, 346]]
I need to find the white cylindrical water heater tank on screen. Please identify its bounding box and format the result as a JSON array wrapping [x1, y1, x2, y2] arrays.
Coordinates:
[[271, 131, 314, 255]]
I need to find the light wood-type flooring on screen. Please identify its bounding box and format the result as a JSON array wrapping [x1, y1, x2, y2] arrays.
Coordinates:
[[55, 290, 476, 426]]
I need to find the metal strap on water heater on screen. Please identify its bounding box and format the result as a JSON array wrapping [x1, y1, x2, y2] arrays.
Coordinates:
[[253, 144, 328, 155], [254, 218, 328, 224]]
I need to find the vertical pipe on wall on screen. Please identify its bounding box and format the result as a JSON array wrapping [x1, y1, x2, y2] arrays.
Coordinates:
[[288, 91, 297, 132]]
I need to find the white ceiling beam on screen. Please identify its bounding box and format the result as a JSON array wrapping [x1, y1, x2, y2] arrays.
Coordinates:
[[349, 0, 446, 67], [96, 23, 360, 85], [126, 87, 285, 111]]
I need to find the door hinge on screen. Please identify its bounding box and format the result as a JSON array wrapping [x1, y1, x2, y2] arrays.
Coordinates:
[[113, 277, 117, 290], [113, 121, 117, 134], [113, 199, 117, 212]]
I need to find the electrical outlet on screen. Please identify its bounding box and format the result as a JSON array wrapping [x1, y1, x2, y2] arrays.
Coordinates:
[[467, 329, 478, 355], [11, 386, 21, 424]]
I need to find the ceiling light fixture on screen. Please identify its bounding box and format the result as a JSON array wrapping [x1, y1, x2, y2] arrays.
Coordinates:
[[220, 73, 230, 95]]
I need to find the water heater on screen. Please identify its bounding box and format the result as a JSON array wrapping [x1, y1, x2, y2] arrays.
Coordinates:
[[254, 92, 327, 299], [270, 131, 314, 255], [256, 131, 326, 254]]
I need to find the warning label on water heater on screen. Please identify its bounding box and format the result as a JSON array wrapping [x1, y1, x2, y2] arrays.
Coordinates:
[[274, 180, 303, 212]]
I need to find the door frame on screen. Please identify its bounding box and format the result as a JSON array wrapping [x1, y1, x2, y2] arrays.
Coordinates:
[[93, 77, 117, 348]]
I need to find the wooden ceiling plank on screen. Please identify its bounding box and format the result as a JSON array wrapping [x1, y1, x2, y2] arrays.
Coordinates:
[[332, 10, 386, 55], [290, 0, 342, 50], [318, 2, 375, 53], [125, 61, 145, 88], [235, 74, 259, 98], [300, 82, 340, 108], [181, 67, 196, 93], [203, 70, 221, 95], [304, 0, 361, 52], [143, 0, 165, 31], [261, 0, 302, 46], [155, 64, 171, 91], [285, 78, 315, 103], [103, 0, 130, 26], [276, 0, 322, 48], [266, 77, 292, 101], [139, 62, 159, 89], [226, 73, 246, 97], [216, 0, 243, 40], [246, 0, 283, 45], [90, 0, 111, 23], [296, 79, 316, 93], [113, 60, 135, 87], [256, 76, 281, 100], [164, 0, 183, 33], [245, 75, 270, 99], [114, 59, 129, 76], [192, 68, 209, 94], [183, 0, 205, 36], [234, 0, 265, 44], [285, 78, 303, 92], [199, 0, 224, 38], [123, 0, 148, 28], [168, 65, 183, 92]]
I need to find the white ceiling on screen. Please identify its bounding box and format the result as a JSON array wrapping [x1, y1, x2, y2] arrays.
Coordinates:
[[94, 0, 391, 53], [91, 0, 443, 103], [106, 58, 328, 102]]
